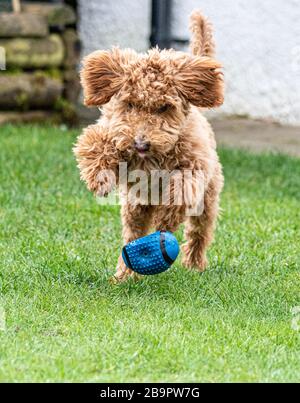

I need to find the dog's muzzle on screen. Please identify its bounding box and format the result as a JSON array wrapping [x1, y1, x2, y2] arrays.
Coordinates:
[[134, 139, 150, 154]]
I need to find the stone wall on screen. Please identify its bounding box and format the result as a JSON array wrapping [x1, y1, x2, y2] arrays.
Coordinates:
[[0, 1, 80, 125]]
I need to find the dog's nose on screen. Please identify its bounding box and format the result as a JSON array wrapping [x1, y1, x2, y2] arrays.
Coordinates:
[[134, 140, 150, 152]]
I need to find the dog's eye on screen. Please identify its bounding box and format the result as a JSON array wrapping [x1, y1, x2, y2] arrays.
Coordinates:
[[127, 103, 134, 111], [157, 105, 170, 114]]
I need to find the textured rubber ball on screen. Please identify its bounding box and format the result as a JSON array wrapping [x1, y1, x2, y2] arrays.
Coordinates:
[[122, 231, 179, 275]]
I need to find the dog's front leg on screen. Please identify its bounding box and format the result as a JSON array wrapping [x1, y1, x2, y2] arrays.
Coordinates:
[[113, 204, 153, 284], [73, 124, 119, 197]]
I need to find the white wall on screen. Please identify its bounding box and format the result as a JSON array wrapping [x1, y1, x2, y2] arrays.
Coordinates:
[[78, 0, 151, 55], [79, 0, 300, 125]]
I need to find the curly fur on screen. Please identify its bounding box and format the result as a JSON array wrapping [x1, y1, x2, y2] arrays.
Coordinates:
[[74, 11, 224, 282]]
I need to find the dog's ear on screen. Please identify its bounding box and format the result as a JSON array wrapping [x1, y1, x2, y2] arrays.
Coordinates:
[[175, 56, 224, 108], [80, 48, 127, 106]]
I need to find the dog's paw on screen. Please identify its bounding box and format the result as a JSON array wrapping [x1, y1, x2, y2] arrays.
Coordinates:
[[110, 269, 142, 284], [96, 170, 116, 198], [96, 183, 112, 198], [110, 260, 142, 284], [181, 244, 208, 272]]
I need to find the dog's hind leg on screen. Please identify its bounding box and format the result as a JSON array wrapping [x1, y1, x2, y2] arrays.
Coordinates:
[[112, 204, 153, 283], [182, 173, 223, 272]]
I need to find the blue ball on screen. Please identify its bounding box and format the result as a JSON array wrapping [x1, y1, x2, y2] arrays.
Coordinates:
[[122, 231, 179, 275]]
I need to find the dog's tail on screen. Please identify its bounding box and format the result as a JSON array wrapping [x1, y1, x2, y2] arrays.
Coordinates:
[[189, 10, 215, 58]]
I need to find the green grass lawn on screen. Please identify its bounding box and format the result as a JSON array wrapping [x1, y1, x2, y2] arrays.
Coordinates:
[[0, 124, 299, 383]]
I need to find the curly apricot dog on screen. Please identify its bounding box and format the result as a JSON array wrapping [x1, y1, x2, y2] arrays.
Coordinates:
[[74, 11, 224, 282]]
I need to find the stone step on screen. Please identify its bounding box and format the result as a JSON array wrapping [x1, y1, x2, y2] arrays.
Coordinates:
[[0, 110, 61, 125], [22, 2, 76, 28], [0, 73, 63, 109], [0, 34, 64, 68], [0, 12, 48, 38]]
